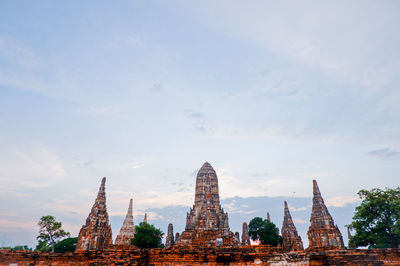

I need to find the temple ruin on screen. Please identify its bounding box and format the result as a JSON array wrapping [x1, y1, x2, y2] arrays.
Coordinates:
[[281, 201, 304, 252], [76, 177, 113, 251], [174, 162, 238, 247], [307, 180, 345, 249], [115, 198, 135, 246]]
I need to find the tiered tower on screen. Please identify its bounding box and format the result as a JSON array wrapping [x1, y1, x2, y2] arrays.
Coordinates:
[[175, 162, 238, 247], [77, 177, 113, 250], [115, 198, 135, 245], [241, 222, 250, 246], [281, 201, 304, 252], [307, 180, 344, 249], [165, 223, 174, 248]]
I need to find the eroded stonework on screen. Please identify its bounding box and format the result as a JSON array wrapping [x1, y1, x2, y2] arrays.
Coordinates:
[[115, 198, 135, 246], [76, 177, 113, 250], [165, 223, 174, 249], [282, 201, 304, 252], [175, 162, 238, 247], [307, 180, 344, 249], [241, 222, 250, 246]]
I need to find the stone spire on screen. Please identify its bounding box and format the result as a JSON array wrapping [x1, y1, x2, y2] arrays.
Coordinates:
[[267, 212, 271, 222], [347, 227, 354, 248], [175, 162, 238, 247], [307, 180, 344, 249], [77, 177, 113, 250], [241, 222, 250, 246], [143, 213, 147, 223], [281, 201, 304, 252], [165, 223, 174, 248], [115, 198, 135, 245]]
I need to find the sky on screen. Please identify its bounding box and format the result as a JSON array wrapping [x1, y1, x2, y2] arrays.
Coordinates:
[[0, 0, 399, 248]]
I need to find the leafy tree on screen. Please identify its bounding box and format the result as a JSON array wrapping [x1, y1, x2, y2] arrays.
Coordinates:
[[54, 237, 78, 253], [35, 241, 51, 252], [349, 187, 400, 248], [131, 222, 164, 248], [248, 217, 282, 246], [37, 215, 70, 252]]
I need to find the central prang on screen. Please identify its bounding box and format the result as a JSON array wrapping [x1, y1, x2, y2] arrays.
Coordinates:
[[175, 162, 238, 247]]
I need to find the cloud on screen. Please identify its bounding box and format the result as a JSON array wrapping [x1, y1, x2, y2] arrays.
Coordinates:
[[0, 145, 67, 188], [0, 36, 42, 69], [184, 109, 208, 133], [325, 195, 359, 207], [293, 218, 308, 224], [177, 1, 400, 104], [367, 148, 399, 160]]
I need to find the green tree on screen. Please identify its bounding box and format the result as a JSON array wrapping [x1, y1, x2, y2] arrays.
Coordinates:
[[37, 215, 70, 252], [54, 237, 78, 253], [131, 222, 164, 248], [248, 217, 282, 246], [349, 187, 400, 248], [35, 240, 51, 252]]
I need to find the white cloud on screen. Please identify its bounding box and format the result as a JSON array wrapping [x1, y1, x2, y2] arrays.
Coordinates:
[[180, 1, 400, 98], [293, 218, 308, 224], [0, 145, 67, 188], [0, 36, 42, 69], [325, 195, 359, 207]]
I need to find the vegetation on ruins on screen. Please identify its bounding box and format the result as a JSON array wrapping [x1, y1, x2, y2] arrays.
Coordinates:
[[349, 187, 400, 248], [248, 217, 282, 246], [36, 215, 70, 252], [131, 222, 164, 248]]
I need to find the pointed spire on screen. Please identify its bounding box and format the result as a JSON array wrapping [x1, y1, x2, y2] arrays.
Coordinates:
[[282, 201, 303, 252], [307, 180, 344, 249], [165, 223, 174, 248], [241, 222, 250, 246], [143, 213, 148, 223], [77, 177, 113, 250], [267, 212, 271, 222], [347, 226, 354, 248], [115, 198, 135, 245]]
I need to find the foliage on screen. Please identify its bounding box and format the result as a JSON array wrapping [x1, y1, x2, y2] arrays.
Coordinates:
[[248, 217, 282, 246], [37, 215, 70, 252], [35, 240, 51, 252], [0, 245, 31, 250], [54, 237, 78, 253], [131, 222, 164, 248], [349, 187, 400, 248]]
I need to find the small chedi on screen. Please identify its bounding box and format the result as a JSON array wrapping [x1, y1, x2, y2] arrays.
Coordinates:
[[241, 222, 250, 246], [76, 177, 113, 250], [175, 162, 238, 247], [281, 201, 304, 252], [165, 223, 174, 249], [307, 179, 344, 249], [115, 198, 135, 246]]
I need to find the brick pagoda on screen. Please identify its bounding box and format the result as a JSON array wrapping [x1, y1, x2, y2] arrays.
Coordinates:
[[175, 162, 238, 247], [281, 201, 304, 252], [76, 177, 113, 250], [115, 198, 135, 245], [241, 222, 250, 246], [307, 180, 344, 249]]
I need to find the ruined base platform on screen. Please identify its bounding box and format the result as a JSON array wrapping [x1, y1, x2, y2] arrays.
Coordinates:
[[1, 246, 400, 265]]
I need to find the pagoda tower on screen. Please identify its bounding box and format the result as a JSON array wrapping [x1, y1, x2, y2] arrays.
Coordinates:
[[281, 201, 304, 252], [77, 177, 113, 250], [175, 162, 238, 247], [115, 198, 135, 245], [307, 180, 344, 249]]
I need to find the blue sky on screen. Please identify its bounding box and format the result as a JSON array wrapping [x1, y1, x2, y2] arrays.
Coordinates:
[[0, 0, 399, 248]]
